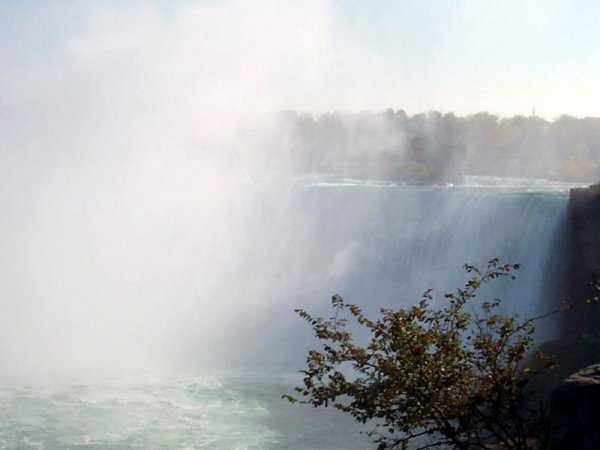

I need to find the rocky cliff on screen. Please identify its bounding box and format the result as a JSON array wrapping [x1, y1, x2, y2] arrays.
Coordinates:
[[531, 184, 600, 406], [566, 183, 600, 301], [561, 183, 600, 340], [546, 186, 600, 449]]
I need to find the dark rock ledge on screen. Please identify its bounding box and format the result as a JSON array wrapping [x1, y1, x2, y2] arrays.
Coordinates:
[[551, 364, 600, 450]]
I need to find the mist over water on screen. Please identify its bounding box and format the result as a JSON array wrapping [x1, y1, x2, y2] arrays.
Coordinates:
[[0, 0, 335, 379]]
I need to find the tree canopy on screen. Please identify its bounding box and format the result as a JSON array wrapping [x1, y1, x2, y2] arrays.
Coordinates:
[[285, 259, 565, 450]]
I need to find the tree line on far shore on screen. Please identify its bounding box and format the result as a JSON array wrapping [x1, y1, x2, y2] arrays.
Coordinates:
[[268, 110, 600, 184]]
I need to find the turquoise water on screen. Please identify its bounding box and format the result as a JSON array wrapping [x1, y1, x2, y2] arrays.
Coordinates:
[[0, 377, 371, 450]]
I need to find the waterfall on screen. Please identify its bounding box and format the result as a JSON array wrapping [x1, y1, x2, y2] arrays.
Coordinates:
[[213, 179, 570, 371]]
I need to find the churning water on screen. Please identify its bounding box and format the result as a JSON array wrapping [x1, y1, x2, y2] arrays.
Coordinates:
[[0, 375, 378, 450], [0, 376, 375, 450], [0, 176, 587, 449]]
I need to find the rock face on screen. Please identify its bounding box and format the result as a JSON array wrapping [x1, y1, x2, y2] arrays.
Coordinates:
[[566, 183, 600, 298], [543, 184, 600, 388], [560, 183, 600, 339], [551, 364, 600, 449], [548, 188, 600, 448]]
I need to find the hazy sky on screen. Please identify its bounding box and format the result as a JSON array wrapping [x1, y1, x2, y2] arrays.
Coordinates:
[[2, 0, 600, 119]]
